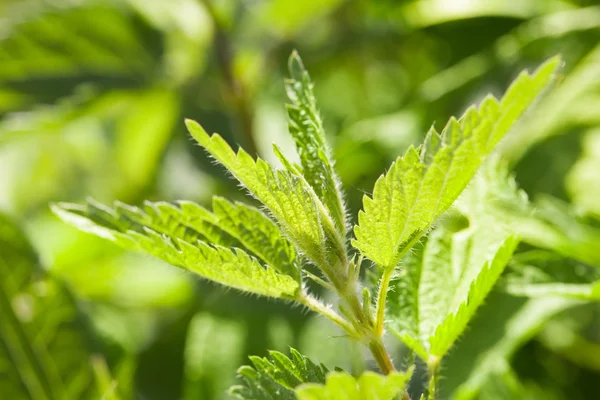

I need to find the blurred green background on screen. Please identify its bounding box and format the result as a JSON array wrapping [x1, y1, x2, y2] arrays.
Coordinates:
[[1, 0, 600, 399]]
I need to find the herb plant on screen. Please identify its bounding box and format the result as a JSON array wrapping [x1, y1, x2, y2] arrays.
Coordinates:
[[51, 52, 561, 399]]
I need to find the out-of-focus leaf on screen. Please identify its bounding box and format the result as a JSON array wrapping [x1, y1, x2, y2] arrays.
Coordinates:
[[0, 4, 159, 103], [567, 129, 600, 218], [469, 160, 600, 267], [114, 89, 179, 197], [126, 0, 213, 85], [255, 0, 344, 38], [0, 212, 96, 399], [503, 251, 600, 300], [295, 368, 413, 400], [538, 321, 600, 373], [183, 313, 246, 400], [502, 43, 600, 161], [421, 6, 600, 101], [452, 296, 580, 400], [402, 0, 568, 28]]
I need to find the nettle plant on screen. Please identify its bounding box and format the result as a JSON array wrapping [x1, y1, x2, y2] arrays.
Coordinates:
[[53, 53, 560, 399]]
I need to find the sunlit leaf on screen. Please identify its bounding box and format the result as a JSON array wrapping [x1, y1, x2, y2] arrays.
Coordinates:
[[51, 200, 300, 299], [353, 57, 561, 270], [295, 368, 413, 400]]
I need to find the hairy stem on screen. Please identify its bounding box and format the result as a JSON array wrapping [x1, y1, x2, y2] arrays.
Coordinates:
[[427, 358, 441, 400], [374, 267, 394, 336], [368, 336, 396, 374], [298, 293, 359, 339]]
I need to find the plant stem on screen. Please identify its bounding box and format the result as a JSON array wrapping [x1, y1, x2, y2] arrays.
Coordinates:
[[374, 267, 394, 336], [427, 358, 440, 400], [298, 293, 359, 339], [368, 336, 396, 374], [369, 337, 412, 400]]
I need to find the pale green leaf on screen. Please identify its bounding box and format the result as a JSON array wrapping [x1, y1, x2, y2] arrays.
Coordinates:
[[51, 201, 300, 299], [461, 159, 600, 267], [387, 161, 521, 359], [285, 51, 347, 236], [353, 57, 561, 270], [0, 213, 96, 399], [229, 348, 328, 400], [503, 251, 600, 300], [186, 120, 347, 281], [295, 368, 413, 400], [567, 129, 600, 218], [428, 236, 518, 357], [183, 313, 246, 400]]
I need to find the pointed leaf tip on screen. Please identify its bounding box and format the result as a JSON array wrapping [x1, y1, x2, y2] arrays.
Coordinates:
[[185, 119, 209, 143]]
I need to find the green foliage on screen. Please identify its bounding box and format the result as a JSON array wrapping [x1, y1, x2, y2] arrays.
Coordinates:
[[503, 251, 600, 300], [49, 51, 565, 400], [387, 221, 518, 360], [285, 51, 347, 236], [185, 120, 347, 281], [469, 160, 600, 266], [4, 1, 600, 399], [0, 213, 95, 399], [183, 313, 246, 400], [352, 57, 561, 270], [230, 348, 412, 400], [51, 200, 300, 299], [229, 349, 328, 400], [295, 368, 413, 400], [451, 297, 581, 400]]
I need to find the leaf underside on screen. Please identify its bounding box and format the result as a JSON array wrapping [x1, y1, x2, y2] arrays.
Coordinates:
[[51, 198, 300, 299], [353, 57, 561, 270]]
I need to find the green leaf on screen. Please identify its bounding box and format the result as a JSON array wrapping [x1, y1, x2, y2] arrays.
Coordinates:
[[186, 120, 347, 282], [0, 3, 158, 110], [229, 348, 328, 400], [183, 313, 246, 400], [51, 200, 300, 299], [0, 213, 95, 399], [428, 236, 518, 357], [567, 129, 600, 218], [503, 251, 600, 300], [295, 368, 413, 400], [387, 162, 521, 359], [353, 57, 561, 270], [462, 158, 600, 267], [285, 51, 347, 237], [114, 89, 179, 196], [212, 197, 301, 281]]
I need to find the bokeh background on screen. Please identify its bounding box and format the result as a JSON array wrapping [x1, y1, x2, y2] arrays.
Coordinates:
[[1, 0, 600, 399]]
